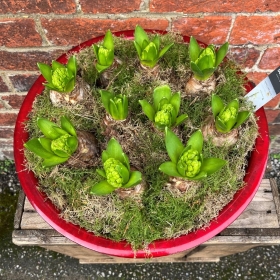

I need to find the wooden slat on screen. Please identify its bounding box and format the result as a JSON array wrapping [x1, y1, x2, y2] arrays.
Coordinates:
[[21, 212, 53, 229], [12, 178, 280, 263], [228, 179, 279, 228]]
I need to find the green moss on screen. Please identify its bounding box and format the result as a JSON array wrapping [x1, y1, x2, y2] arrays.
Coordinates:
[[23, 33, 258, 251]]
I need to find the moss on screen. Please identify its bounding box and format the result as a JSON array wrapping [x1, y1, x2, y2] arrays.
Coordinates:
[[23, 32, 258, 251]]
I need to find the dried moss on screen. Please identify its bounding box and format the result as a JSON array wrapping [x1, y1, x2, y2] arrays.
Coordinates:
[[24, 32, 259, 251]]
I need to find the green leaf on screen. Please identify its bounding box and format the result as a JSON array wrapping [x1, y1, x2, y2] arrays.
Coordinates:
[[212, 94, 224, 117], [37, 63, 52, 83], [122, 171, 142, 188], [233, 111, 251, 129], [227, 99, 239, 111], [174, 114, 188, 126], [64, 77, 75, 93], [142, 43, 157, 62], [153, 85, 172, 110], [52, 126, 69, 137], [96, 168, 106, 178], [190, 61, 204, 78], [200, 68, 215, 81], [159, 161, 181, 177], [67, 136, 78, 153], [200, 158, 227, 175], [24, 138, 54, 159], [121, 153, 130, 171], [37, 118, 61, 140], [93, 44, 99, 57], [52, 149, 69, 158], [109, 99, 119, 120], [103, 30, 114, 50], [96, 63, 110, 73], [215, 117, 227, 133], [90, 181, 115, 196], [152, 35, 160, 51], [100, 90, 114, 113], [106, 50, 114, 66], [106, 138, 124, 162], [169, 92, 181, 115], [197, 54, 215, 70], [139, 100, 155, 122], [67, 56, 77, 77], [60, 116, 77, 136], [52, 60, 65, 70], [215, 42, 229, 67], [42, 156, 69, 167], [38, 137, 52, 153], [224, 117, 237, 132], [134, 25, 149, 48], [121, 95, 128, 119], [165, 128, 184, 163], [101, 150, 110, 163], [188, 171, 207, 180], [189, 36, 201, 62], [158, 43, 174, 59], [187, 130, 203, 153], [116, 165, 130, 186], [134, 41, 142, 58]]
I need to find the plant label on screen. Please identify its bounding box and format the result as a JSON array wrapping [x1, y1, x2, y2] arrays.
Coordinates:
[[245, 66, 280, 111]]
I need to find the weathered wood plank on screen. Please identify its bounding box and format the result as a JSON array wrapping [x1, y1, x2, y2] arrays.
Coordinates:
[[24, 197, 35, 212], [21, 212, 53, 230], [270, 178, 280, 226], [14, 190, 25, 229]]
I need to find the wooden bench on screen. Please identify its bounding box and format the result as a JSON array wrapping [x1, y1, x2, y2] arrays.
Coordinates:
[[12, 178, 280, 263]]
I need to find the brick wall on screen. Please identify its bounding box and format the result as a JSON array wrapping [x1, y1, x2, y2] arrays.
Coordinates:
[[1, 0, 280, 159]]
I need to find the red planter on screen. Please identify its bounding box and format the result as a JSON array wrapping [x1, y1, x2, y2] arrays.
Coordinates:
[[14, 31, 269, 258]]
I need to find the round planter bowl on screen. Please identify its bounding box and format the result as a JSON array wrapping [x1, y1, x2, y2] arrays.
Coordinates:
[[14, 30, 269, 258]]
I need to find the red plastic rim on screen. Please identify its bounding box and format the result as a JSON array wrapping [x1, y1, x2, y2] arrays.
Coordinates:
[[14, 31, 269, 258]]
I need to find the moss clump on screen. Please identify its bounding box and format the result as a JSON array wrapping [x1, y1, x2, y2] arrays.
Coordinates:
[[24, 32, 258, 251]]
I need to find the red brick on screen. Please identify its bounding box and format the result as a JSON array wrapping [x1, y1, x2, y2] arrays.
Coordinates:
[[172, 17, 231, 45], [265, 109, 280, 124], [269, 124, 280, 136], [1, 95, 26, 110], [0, 50, 66, 71], [0, 113, 18, 126], [230, 16, 280, 45], [228, 47, 260, 69], [0, 0, 76, 14], [80, 0, 141, 13], [0, 127, 14, 139], [9, 74, 38, 92], [0, 77, 9, 92], [246, 72, 268, 85], [0, 19, 42, 47], [41, 18, 169, 46], [259, 48, 280, 70], [264, 95, 280, 109], [150, 0, 280, 13]]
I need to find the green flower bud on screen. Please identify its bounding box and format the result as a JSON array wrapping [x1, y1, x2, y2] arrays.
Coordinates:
[[195, 45, 216, 68], [104, 158, 127, 188], [177, 149, 201, 177], [154, 104, 174, 126], [220, 107, 237, 122], [52, 68, 70, 92], [51, 134, 72, 154]]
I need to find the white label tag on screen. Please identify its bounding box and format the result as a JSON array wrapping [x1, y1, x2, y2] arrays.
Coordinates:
[[245, 66, 280, 111]]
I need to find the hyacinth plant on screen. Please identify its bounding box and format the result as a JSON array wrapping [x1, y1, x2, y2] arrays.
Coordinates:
[[133, 25, 174, 68], [37, 56, 77, 93], [90, 138, 142, 195], [24, 116, 78, 167], [93, 30, 114, 73], [212, 94, 251, 133], [100, 90, 128, 121], [189, 36, 229, 81], [139, 85, 188, 130], [159, 128, 227, 180]]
